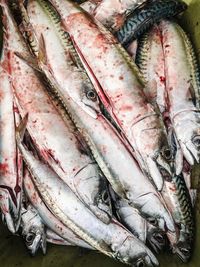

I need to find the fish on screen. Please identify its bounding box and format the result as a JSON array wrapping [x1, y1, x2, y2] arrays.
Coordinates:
[[16, 115, 159, 267], [20, 202, 46, 255], [49, 0, 175, 192], [23, 168, 94, 250], [110, 189, 167, 253], [19, 0, 101, 120], [0, 62, 22, 233], [136, 23, 194, 262], [160, 20, 200, 166], [115, 0, 187, 46], [24, 0, 176, 234], [1, 1, 112, 224]]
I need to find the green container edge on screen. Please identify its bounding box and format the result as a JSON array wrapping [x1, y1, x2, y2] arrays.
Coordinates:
[[0, 0, 200, 266]]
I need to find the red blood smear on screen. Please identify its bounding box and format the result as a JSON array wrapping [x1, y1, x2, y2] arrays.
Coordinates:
[[160, 76, 166, 83], [0, 163, 9, 174]]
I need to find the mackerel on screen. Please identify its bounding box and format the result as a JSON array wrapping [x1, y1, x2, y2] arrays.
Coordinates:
[[0, 62, 22, 233], [23, 168, 94, 250]]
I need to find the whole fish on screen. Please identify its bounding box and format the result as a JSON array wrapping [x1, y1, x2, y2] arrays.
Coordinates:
[[115, 0, 187, 46], [136, 24, 194, 262], [16, 116, 159, 267], [1, 1, 112, 224], [24, 0, 176, 234], [160, 20, 200, 166], [23, 168, 94, 250], [20, 203, 46, 255], [49, 0, 175, 192], [0, 63, 22, 233]]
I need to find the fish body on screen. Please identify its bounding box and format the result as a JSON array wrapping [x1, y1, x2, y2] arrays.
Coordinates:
[[23, 168, 94, 250], [16, 118, 159, 267], [2, 1, 112, 224], [116, 0, 187, 46], [136, 22, 194, 262], [160, 20, 200, 166], [88, 0, 148, 30], [0, 63, 22, 233]]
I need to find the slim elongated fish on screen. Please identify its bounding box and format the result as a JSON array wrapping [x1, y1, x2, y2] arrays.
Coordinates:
[[1, 1, 112, 224], [0, 63, 22, 233], [16, 116, 159, 267], [23, 168, 94, 250], [24, 0, 176, 234], [136, 24, 194, 262], [160, 20, 200, 166], [49, 0, 176, 192]]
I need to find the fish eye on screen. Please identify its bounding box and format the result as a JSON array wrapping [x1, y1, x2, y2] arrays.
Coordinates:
[[148, 218, 158, 227], [102, 190, 109, 204], [154, 233, 164, 244], [26, 233, 35, 244], [192, 135, 200, 148], [161, 147, 172, 160], [86, 90, 97, 101]]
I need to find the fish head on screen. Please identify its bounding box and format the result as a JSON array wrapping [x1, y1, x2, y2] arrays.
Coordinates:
[[21, 206, 46, 255], [147, 224, 167, 253], [80, 81, 101, 118], [112, 236, 159, 267], [172, 231, 193, 262], [173, 112, 200, 165]]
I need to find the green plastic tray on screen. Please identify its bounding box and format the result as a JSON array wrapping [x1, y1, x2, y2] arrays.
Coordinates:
[[0, 0, 200, 266]]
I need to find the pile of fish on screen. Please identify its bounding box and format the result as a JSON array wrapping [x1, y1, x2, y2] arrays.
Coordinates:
[[0, 0, 199, 266]]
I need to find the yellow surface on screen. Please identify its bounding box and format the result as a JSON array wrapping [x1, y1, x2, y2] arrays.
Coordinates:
[[0, 1, 200, 266]]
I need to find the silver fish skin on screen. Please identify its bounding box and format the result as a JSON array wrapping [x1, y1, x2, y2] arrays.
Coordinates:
[[46, 228, 92, 248], [25, 0, 175, 234], [136, 23, 194, 262], [23, 168, 94, 250], [0, 62, 22, 233], [110, 190, 167, 253], [23, 0, 101, 120], [1, 1, 112, 224], [49, 0, 175, 192], [84, 0, 148, 30], [20, 203, 46, 255], [16, 116, 159, 267], [160, 20, 200, 166]]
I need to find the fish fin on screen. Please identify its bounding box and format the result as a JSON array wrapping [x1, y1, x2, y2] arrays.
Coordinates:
[[14, 51, 41, 72], [38, 34, 48, 66], [16, 113, 29, 144]]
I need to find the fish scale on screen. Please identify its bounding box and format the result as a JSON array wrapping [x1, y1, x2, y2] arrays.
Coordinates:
[[115, 0, 187, 46]]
